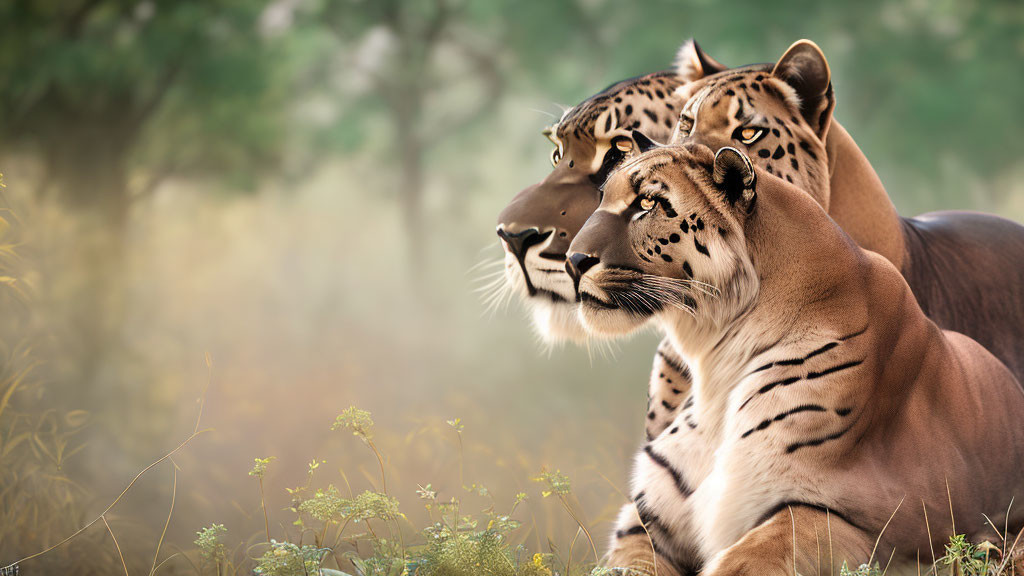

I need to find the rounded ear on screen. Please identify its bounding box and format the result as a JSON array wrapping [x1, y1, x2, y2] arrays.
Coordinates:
[[771, 40, 835, 139], [713, 147, 756, 212], [631, 130, 663, 154], [675, 39, 728, 82]]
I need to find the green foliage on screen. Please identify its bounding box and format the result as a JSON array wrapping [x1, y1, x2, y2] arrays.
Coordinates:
[[188, 409, 601, 575], [250, 456, 276, 479], [299, 485, 348, 524], [940, 534, 1005, 576], [194, 523, 227, 564], [333, 407, 376, 441], [254, 540, 330, 576], [534, 471, 572, 498], [348, 491, 400, 524]]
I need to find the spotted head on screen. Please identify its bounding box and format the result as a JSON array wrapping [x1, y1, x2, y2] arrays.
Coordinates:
[[673, 40, 833, 208], [496, 40, 727, 343], [566, 143, 760, 339]]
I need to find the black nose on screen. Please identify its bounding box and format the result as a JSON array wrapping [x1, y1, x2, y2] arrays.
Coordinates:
[[497, 226, 550, 260], [565, 252, 599, 285]]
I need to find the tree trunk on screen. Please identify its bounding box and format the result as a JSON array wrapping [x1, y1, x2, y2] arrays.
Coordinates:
[[43, 123, 133, 398]]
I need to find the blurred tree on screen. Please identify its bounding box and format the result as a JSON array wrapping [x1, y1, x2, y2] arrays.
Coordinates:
[[0, 0, 290, 220], [308, 0, 505, 274], [0, 0, 296, 391]]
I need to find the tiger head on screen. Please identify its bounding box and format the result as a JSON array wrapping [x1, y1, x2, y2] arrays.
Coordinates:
[[565, 143, 760, 345], [496, 41, 726, 343], [672, 40, 833, 209]]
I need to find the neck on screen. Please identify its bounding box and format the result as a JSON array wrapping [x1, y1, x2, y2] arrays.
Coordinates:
[[660, 173, 870, 442], [824, 122, 906, 271]]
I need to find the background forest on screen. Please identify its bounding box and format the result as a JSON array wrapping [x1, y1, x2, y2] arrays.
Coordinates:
[[1, 0, 1023, 574]]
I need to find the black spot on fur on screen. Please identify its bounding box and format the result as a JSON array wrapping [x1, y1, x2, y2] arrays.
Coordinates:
[[799, 140, 817, 160], [658, 238, 669, 245], [669, 426, 679, 434], [682, 261, 693, 278], [680, 221, 689, 233], [695, 218, 704, 230], [725, 89, 735, 96], [669, 233, 680, 243], [772, 128, 780, 137], [791, 157, 799, 170], [654, 245, 661, 254], [625, 104, 633, 115], [787, 142, 796, 154], [758, 149, 770, 158], [693, 237, 709, 256], [772, 145, 785, 159], [644, 109, 658, 122], [661, 254, 672, 263]]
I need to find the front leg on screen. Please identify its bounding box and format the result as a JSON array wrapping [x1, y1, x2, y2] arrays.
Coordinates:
[[701, 506, 874, 576], [605, 503, 685, 576], [645, 338, 693, 440]]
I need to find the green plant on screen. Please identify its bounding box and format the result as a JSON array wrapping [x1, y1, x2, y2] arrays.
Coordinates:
[[254, 540, 330, 576], [195, 524, 228, 567], [251, 456, 276, 542], [333, 407, 388, 495]]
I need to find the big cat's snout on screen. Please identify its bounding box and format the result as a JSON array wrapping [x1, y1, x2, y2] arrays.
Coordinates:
[[565, 252, 599, 287], [496, 226, 550, 261]]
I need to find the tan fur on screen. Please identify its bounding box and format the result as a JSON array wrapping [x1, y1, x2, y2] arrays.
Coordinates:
[[671, 40, 1024, 385], [569, 144, 1024, 575]]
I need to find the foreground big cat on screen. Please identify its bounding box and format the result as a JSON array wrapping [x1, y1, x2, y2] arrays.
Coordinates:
[[566, 143, 1024, 575]]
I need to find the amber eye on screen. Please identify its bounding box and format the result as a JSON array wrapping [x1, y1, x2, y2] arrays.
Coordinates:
[[639, 197, 656, 211], [551, 146, 563, 167], [735, 127, 767, 146], [615, 138, 634, 153]]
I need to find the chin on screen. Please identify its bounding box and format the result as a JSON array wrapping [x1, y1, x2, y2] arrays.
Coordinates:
[[529, 301, 590, 344], [577, 293, 650, 337], [502, 255, 583, 344]]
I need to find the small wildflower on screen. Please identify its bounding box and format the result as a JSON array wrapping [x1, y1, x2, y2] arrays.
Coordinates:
[[194, 523, 227, 563], [446, 417, 464, 433], [348, 490, 400, 522], [307, 458, 325, 475], [297, 485, 349, 524], [253, 540, 328, 576], [533, 470, 572, 497], [331, 406, 374, 440], [417, 483, 437, 500], [249, 456, 275, 479]]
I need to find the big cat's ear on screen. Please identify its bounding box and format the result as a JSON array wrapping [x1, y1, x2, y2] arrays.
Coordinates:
[[675, 39, 728, 81], [772, 40, 835, 139], [713, 147, 756, 213], [631, 130, 664, 153]]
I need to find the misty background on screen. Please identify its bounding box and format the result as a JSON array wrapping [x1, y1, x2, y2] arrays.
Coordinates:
[[1, 0, 1022, 573]]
